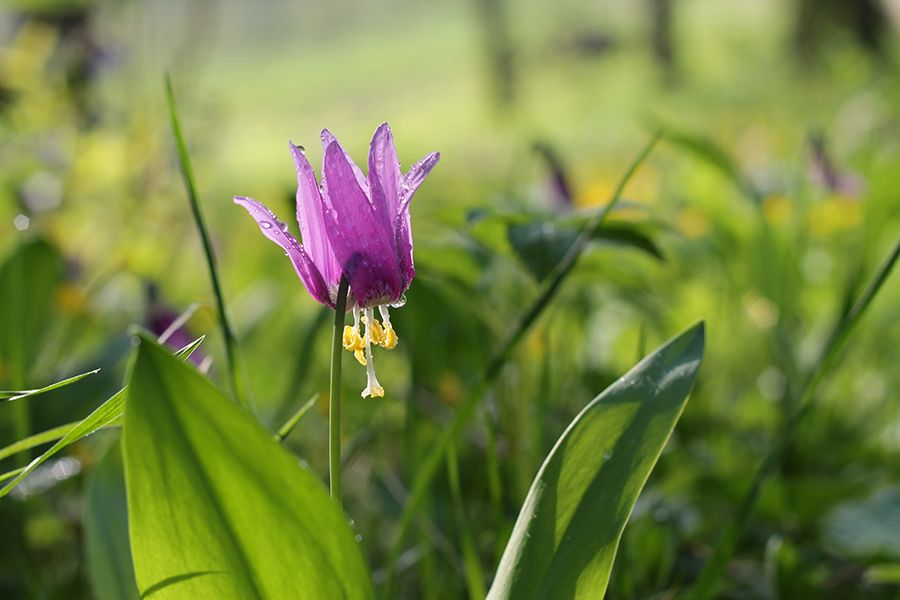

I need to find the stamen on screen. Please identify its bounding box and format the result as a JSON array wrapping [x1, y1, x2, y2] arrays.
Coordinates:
[[377, 305, 398, 350], [354, 349, 367, 366], [361, 307, 385, 398], [343, 306, 366, 364]]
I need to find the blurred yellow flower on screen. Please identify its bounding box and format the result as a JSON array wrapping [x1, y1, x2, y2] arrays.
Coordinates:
[[762, 195, 793, 226], [676, 207, 711, 238], [808, 197, 863, 236]]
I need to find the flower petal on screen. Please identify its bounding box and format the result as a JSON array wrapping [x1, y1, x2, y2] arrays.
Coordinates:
[[394, 151, 439, 289], [289, 142, 341, 287], [401, 151, 440, 210], [368, 123, 402, 221], [395, 211, 415, 290], [233, 196, 334, 308], [321, 128, 368, 195], [321, 141, 402, 307]]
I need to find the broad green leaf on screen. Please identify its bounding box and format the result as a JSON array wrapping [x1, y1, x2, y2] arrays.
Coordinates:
[[85, 440, 140, 600], [487, 323, 705, 600], [0, 337, 204, 498], [1, 368, 101, 401], [123, 334, 374, 599], [0, 238, 64, 381]]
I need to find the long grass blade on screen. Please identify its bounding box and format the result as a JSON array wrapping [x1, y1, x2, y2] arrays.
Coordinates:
[[0, 467, 25, 484], [164, 74, 246, 407], [1, 369, 101, 402], [0, 422, 79, 462], [688, 236, 900, 600], [274, 394, 319, 443], [448, 443, 487, 599], [382, 133, 661, 591]]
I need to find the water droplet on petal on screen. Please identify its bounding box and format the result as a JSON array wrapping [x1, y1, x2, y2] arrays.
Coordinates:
[[390, 294, 407, 308], [261, 221, 273, 229]]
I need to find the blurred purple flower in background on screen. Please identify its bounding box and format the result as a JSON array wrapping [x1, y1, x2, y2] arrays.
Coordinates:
[[235, 123, 439, 397], [145, 283, 205, 367]]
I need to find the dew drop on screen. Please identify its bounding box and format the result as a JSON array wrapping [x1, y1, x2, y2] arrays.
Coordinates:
[[390, 294, 407, 308], [603, 452, 613, 461], [261, 221, 273, 229], [354, 534, 363, 542]]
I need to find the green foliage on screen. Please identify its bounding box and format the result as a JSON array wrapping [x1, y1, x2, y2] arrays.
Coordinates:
[[0, 239, 64, 384], [122, 334, 373, 599], [488, 323, 704, 599], [1, 368, 100, 401], [85, 440, 140, 600], [0, 338, 203, 497], [507, 218, 663, 282]]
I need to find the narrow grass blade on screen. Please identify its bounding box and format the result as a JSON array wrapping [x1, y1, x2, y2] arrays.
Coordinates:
[[0, 422, 79, 462], [274, 393, 319, 443], [0, 336, 205, 498], [688, 236, 900, 600], [448, 443, 487, 599], [0, 467, 25, 484], [1, 368, 101, 401], [164, 74, 246, 407], [383, 133, 661, 590], [0, 389, 125, 498]]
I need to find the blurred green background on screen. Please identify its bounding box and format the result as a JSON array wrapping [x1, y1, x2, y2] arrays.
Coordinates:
[[1, 0, 899, 597]]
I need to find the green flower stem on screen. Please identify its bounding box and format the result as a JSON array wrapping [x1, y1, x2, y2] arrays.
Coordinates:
[[329, 277, 350, 503]]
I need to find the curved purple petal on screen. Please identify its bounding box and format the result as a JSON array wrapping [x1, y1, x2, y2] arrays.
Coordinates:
[[394, 151, 439, 289], [233, 196, 334, 308], [395, 211, 415, 290], [401, 151, 440, 209], [289, 143, 341, 288], [321, 129, 368, 195], [321, 141, 403, 307], [368, 123, 402, 222]]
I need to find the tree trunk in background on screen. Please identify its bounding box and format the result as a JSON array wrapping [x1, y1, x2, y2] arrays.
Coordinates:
[[474, 0, 516, 110], [649, 0, 677, 82], [794, 0, 888, 61]]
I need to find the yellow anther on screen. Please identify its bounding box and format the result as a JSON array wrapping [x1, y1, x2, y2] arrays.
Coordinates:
[[381, 325, 398, 350], [369, 318, 386, 345], [342, 325, 356, 350], [354, 349, 367, 366], [367, 384, 385, 398]]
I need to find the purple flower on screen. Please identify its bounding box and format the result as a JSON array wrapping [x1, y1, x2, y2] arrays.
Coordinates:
[[235, 123, 439, 397]]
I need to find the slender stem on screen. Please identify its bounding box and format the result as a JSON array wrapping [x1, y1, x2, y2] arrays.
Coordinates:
[[164, 74, 246, 407], [329, 277, 350, 503]]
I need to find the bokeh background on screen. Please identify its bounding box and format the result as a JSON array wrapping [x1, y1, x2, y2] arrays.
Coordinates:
[[2, 0, 899, 597]]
